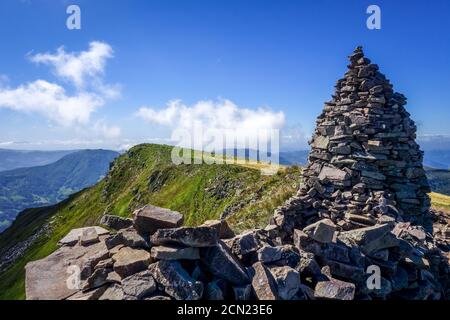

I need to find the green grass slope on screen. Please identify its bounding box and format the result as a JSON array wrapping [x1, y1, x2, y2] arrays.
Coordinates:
[[0, 143, 301, 299]]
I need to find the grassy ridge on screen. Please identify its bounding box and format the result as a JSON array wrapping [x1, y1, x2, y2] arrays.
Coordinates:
[[0, 144, 301, 299]]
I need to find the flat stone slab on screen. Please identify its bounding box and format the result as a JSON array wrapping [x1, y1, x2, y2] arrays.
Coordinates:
[[112, 247, 151, 278], [59, 227, 109, 246], [25, 241, 109, 300], [133, 205, 183, 235]]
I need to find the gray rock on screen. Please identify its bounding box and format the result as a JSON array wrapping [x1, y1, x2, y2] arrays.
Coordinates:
[[303, 219, 336, 243], [112, 247, 151, 278], [58, 227, 109, 246], [82, 267, 111, 290], [248, 262, 278, 300], [100, 215, 133, 230], [201, 240, 249, 286], [66, 285, 108, 300], [133, 205, 183, 235], [257, 245, 284, 264], [121, 270, 156, 299], [201, 219, 235, 239], [229, 231, 261, 256], [151, 226, 218, 247], [151, 245, 200, 260], [149, 260, 203, 300], [269, 266, 301, 300], [314, 278, 355, 300], [318, 166, 350, 182], [106, 228, 149, 249], [79, 228, 100, 246], [25, 240, 109, 300], [98, 284, 125, 300]]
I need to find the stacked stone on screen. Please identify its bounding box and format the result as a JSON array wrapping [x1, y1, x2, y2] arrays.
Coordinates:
[[274, 46, 431, 234], [269, 47, 449, 299], [24, 48, 449, 301]]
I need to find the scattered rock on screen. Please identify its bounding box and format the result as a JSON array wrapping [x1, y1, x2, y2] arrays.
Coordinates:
[[121, 270, 156, 299], [269, 266, 301, 300], [149, 260, 203, 300], [100, 214, 133, 230], [248, 262, 278, 300], [201, 219, 235, 239], [133, 205, 183, 235], [314, 278, 355, 300], [112, 247, 151, 278], [303, 219, 336, 243], [151, 227, 218, 247], [58, 227, 109, 246], [201, 241, 249, 285]]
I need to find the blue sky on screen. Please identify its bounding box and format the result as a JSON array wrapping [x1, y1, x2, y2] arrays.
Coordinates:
[[0, 0, 449, 150]]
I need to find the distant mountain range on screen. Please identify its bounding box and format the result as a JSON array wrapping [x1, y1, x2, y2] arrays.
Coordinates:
[[0, 150, 119, 232], [0, 149, 76, 172]]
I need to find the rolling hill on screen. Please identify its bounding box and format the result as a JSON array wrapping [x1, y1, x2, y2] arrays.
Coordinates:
[[0, 144, 302, 299], [0, 150, 119, 232]]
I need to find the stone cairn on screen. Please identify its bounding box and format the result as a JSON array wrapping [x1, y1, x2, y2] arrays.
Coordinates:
[[25, 48, 449, 300]]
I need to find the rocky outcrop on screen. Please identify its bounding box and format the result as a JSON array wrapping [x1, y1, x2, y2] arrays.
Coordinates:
[[24, 47, 449, 300]]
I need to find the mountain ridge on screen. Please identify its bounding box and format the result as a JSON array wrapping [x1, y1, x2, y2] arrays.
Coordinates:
[[0, 150, 119, 232]]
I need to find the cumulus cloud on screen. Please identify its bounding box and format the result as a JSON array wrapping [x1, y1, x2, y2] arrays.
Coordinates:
[[0, 42, 120, 134], [29, 41, 113, 89], [0, 80, 103, 126], [136, 99, 285, 159], [137, 99, 285, 134]]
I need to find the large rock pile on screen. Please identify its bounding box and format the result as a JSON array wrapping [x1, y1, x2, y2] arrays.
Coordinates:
[[25, 47, 449, 300], [274, 46, 431, 233]]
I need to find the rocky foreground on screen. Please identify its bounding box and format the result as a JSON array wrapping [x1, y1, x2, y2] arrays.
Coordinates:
[[25, 47, 449, 300], [25, 205, 449, 300]]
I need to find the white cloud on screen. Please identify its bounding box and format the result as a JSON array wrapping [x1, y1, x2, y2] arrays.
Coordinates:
[[30, 41, 113, 89], [0, 80, 103, 126], [93, 120, 121, 139], [137, 99, 285, 135], [0, 42, 119, 132]]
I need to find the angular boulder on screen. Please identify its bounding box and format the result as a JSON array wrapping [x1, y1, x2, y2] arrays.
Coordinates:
[[133, 205, 183, 235], [201, 240, 249, 286], [269, 266, 301, 300], [121, 270, 156, 299], [248, 262, 278, 300], [314, 278, 355, 300], [105, 228, 149, 249], [303, 219, 336, 243], [112, 247, 151, 278], [201, 219, 235, 239], [149, 260, 203, 300], [150, 226, 218, 247], [100, 214, 133, 230]]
